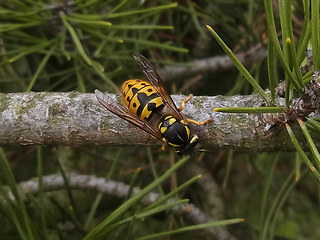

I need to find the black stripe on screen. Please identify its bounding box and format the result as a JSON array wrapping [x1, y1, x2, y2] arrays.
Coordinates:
[[136, 92, 159, 117]]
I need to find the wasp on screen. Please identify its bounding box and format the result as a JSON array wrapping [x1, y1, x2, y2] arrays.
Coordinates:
[[95, 53, 212, 155]]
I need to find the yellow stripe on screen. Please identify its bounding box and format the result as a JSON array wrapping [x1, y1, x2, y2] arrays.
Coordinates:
[[140, 96, 163, 119], [168, 142, 181, 148], [160, 126, 167, 134], [180, 119, 187, 125], [168, 117, 176, 125], [122, 79, 150, 108], [121, 79, 141, 106], [184, 125, 190, 138]]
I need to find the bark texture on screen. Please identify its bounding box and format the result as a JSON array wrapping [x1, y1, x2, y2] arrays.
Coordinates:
[[0, 91, 319, 151]]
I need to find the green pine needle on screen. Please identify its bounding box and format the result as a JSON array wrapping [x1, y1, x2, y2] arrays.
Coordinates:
[[285, 123, 320, 182], [213, 107, 285, 113], [206, 25, 270, 103]]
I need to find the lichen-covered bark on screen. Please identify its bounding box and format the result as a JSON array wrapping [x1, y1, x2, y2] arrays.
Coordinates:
[[0, 91, 319, 151]]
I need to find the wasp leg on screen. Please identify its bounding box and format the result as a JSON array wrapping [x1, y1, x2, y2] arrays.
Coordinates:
[[178, 94, 193, 112], [185, 118, 213, 126], [161, 137, 168, 151], [162, 143, 166, 151]]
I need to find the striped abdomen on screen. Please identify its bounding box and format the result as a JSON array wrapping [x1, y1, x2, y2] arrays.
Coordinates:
[[121, 79, 164, 120]]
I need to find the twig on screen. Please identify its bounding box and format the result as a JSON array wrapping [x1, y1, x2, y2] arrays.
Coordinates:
[[181, 161, 237, 240], [16, 173, 237, 240], [159, 44, 268, 81], [0, 91, 319, 151]]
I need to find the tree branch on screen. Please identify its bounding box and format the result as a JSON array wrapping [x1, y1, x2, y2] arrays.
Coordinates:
[[0, 91, 319, 151], [159, 45, 268, 81], [16, 173, 237, 240]]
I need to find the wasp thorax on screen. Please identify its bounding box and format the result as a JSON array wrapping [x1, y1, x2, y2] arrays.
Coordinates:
[[158, 115, 197, 154]]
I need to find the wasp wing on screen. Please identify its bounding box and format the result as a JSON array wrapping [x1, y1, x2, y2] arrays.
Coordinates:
[[133, 53, 183, 120], [95, 90, 162, 140]]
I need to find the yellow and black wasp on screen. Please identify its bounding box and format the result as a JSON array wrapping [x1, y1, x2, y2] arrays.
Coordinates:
[[95, 53, 212, 155]]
